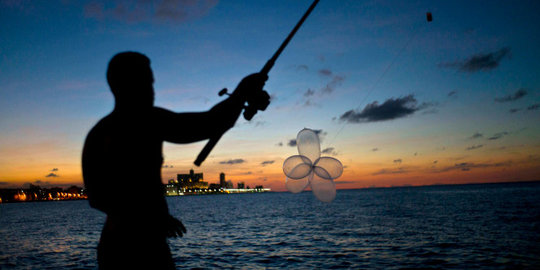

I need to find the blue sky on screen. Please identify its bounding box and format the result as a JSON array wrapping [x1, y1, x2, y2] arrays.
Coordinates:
[[1, 0, 539, 190]]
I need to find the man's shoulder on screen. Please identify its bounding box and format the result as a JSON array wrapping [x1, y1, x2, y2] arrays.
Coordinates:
[[89, 114, 110, 131], [85, 108, 175, 140], [85, 114, 115, 141]]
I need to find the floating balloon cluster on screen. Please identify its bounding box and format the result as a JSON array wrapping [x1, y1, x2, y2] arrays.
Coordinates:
[[283, 128, 343, 202]]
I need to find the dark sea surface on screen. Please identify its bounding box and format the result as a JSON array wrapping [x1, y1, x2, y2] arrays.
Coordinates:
[[1, 181, 540, 269]]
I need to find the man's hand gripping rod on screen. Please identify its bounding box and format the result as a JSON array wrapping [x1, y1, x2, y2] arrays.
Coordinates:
[[194, 0, 320, 166]]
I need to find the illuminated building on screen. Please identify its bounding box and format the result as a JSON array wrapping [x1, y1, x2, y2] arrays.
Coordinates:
[[163, 170, 270, 196], [0, 186, 87, 203], [176, 169, 208, 189], [166, 179, 180, 196]]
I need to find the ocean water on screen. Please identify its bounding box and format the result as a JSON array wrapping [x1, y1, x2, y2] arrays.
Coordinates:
[[1, 182, 539, 269]]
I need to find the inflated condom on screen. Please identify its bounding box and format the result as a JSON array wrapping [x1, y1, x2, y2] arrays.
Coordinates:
[[283, 128, 343, 202]]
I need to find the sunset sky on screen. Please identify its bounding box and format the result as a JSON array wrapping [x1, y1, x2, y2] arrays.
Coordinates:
[[1, 0, 539, 191]]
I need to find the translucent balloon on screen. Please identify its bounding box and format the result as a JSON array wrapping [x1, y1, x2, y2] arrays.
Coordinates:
[[297, 129, 320, 163], [283, 155, 312, 179], [310, 173, 336, 203], [287, 163, 312, 180], [314, 157, 343, 179], [286, 175, 310, 193], [283, 128, 343, 202], [313, 165, 331, 180]]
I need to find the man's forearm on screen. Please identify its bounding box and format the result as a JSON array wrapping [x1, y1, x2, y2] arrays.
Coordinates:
[[160, 95, 244, 144]]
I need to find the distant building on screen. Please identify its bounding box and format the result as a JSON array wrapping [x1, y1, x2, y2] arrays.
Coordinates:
[[237, 182, 245, 189], [67, 185, 82, 195], [178, 169, 203, 184], [166, 180, 180, 196], [219, 172, 226, 188], [174, 169, 208, 190], [226, 180, 233, 189]]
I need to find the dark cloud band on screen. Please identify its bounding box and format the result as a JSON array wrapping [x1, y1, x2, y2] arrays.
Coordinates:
[[440, 47, 510, 72], [339, 95, 431, 123]]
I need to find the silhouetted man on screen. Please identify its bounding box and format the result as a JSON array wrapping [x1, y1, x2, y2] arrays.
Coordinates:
[[82, 52, 267, 269]]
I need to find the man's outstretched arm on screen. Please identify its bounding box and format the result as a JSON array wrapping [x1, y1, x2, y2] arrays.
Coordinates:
[[159, 73, 268, 144], [156, 97, 243, 143]]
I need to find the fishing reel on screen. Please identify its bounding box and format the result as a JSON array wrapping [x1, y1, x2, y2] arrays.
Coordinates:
[[243, 89, 270, 120], [217, 80, 270, 121]]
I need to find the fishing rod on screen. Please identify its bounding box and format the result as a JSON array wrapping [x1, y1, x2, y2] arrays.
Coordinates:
[[194, 0, 320, 166]]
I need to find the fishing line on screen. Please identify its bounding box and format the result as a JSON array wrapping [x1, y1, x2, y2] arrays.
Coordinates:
[[327, 14, 431, 147]]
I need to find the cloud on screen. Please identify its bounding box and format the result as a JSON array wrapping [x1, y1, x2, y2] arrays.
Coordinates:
[[162, 164, 174, 168], [339, 95, 431, 123], [466, 144, 483, 150], [302, 88, 317, 106], [393, 158, 402, 164], [157, 0, 218, 21], [318, 69, 332, 76], [487, 132, 508, 140], [321, 75, 345, 94], [239, 171, 252, 175], [219, 159, 245, 165], [33, 180, 51, 186], [244, 120, 266, 127], [302, 99, 317, 107], [469, 132, 483, 139], [371, 148, 379, 152], [303, 88, 315, 97], [435, 161, 510, 173], [83, 0, 219, 24], [448, 91, 457, 97], [0, 181, 8, 186], [46, 173, 59, 177], [50, 168, 58, 172], [527, 104, 540, 111], [321, 147, 338, 156], [495, 88, 527, 102], [433, 160, 438, 164], [335, 181, 356, 185], [296, 64, 308, 71], [261, 160, 275, 166], [84, 2, 105, 19], [313, 129, 327, 137], [287, 139, 297, 147], [0, 0, 33, 10], [276, 142, 283, 147], [509, 108, 520, 113], [372, 167, 409, 175], [299, 70, 344, 106], [440, 47, 510, 72]]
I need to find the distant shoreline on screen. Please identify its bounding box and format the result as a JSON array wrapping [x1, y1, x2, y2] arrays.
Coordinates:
[[2, 180, 537, 204]]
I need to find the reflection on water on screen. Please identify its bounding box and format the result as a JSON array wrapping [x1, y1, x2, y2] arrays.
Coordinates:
[[1, 182, 539, 269]]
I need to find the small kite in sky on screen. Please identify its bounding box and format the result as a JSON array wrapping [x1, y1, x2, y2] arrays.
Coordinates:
[[283, 128, 343, 202], [426, 12, 433, 22]]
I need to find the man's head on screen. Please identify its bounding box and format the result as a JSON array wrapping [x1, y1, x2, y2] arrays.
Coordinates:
[[107, 52, 154, 109]]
